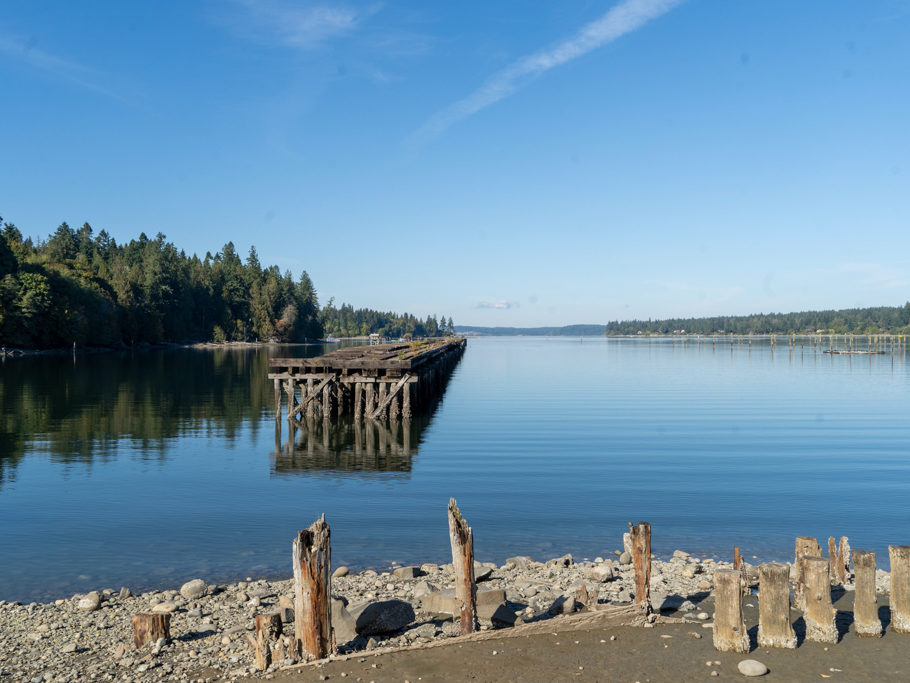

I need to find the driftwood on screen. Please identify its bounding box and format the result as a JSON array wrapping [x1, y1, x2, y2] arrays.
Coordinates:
[[131, 613, 171, 649], [713, 569, 748, 653], [447, 498, 477, 635], [293, 515, 332, 660], [757, 562, 796, 648], [803, 556, 837, 643], [889, 545, 910, 633], [851, 550, 881, 637], [628, 522, 651, 613]]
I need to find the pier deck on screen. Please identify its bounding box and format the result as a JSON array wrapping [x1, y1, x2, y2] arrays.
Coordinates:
[[268, 337, 466, 422]]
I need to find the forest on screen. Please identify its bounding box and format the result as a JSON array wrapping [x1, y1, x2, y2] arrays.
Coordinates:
[[604, 305, 910, 336], [0, 216, 452, 349]]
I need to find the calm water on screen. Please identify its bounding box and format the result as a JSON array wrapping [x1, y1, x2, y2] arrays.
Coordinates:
[[1, 337, 908, 603]]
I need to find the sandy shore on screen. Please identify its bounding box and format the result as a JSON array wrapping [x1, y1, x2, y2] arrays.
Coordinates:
[[255, 591, 905, 682]]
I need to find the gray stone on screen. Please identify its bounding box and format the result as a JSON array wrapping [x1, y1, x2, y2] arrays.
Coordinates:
[[737, 660, 769, 677], [474, 562, 493, 582], [151, 601, 177, 614], [546, 554, 574, 568], [421, 590, 457, 615], [587, 564, 614, 583], [179, 579, 207, 600], [332, 566, 349, 578], [186, 608, 203, 618], [77, 592, 101, 612], [504, 556, 533, 570], [619, 552, 632, 565], [350, 599, 415, 637], [393, 566, 423, 580], [548, 596, 577, 615], [118, 587, 132, 599], [413, 580, 438, 598]]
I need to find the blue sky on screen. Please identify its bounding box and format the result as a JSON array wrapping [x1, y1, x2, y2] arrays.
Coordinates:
[[1, 1, 908, 326]]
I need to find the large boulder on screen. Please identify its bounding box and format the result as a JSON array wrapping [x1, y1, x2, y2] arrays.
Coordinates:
[[180, 579, 207, 600], [333, 598, 416, 644], [77, 591, 101, 612]]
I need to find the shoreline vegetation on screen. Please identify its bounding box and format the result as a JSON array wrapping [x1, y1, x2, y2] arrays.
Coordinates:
[[0, 542, 897, 682], [0, 215, 454, 351], [458, 303, 910, 337]]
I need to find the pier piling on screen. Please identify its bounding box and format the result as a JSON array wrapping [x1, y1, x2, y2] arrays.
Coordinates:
[[757, 562, 796, 648], [888, 545, 910, 633], [292, 515, 332, 660], [713, 569, 749, 653], [448, 498, 477, 635], [803, 556, 837, 643], [851, 550, 882, 637]]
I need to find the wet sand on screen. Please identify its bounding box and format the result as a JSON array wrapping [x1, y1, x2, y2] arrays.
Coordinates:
[[249, 592, 905, 683]]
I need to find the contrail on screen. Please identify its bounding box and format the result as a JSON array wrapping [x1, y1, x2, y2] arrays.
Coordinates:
[[413, 0, 685, 142]]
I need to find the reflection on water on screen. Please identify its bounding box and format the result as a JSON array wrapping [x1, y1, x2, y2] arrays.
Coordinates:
[[2, 337, 909, 604], [273, 418, 429, 475]]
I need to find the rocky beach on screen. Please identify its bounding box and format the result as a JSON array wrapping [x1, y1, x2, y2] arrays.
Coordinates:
[[0, 544, 898, 683]]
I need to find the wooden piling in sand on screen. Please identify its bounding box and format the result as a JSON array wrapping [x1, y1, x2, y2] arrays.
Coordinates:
[[713, 569, 749, 653], [248, 612, 283, 670], [131, 613, 171, 649], [794, 536, 822, 609], [757, 562, 796, 648], [851, 550, 882, 637], [448, 498, 477, 635], [629, 522, 651, 613], [292, 515, 332, 660], [889, 545, 910, 634], [803, 556, 837, 643]]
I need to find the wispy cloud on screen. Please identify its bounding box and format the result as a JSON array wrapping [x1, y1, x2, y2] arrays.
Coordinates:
[[224, 0, 378, 50], [476, 300, 519, 310], [0, 32, 126, 101], [414, 0, 684, 142]]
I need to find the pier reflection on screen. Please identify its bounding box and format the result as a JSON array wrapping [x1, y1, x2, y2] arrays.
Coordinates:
[[272, 417, 429, 476]]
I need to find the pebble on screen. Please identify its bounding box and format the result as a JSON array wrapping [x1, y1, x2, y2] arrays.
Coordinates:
[[0, 549, 849, 682], [737, 659, 769, 677]]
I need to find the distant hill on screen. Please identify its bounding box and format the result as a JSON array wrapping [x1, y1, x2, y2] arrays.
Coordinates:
[[455, 324, 606, 336]]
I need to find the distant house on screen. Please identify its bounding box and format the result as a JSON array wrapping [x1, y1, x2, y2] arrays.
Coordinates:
[[369, 333, 381, 345]]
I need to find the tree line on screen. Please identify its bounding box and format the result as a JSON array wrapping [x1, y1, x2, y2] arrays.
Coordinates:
[[604, 304, 910, 336], [0, 216, 451, 349], [320, 300, 455, 339]]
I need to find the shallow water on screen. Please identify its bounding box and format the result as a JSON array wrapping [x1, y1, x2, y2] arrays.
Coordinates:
[[1, 337, 907, 602]]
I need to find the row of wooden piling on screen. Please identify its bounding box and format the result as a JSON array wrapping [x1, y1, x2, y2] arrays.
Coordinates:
[[696, 333, 906, 355], [130, 517, 910, 668], [712, 541, 910, 653]]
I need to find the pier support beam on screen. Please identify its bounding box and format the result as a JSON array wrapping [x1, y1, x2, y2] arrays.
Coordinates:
[[629, 521, 651, 613], [889, 545, 910, 633], [803, 556, 837, 643], [448, 498, 477, 635], [757, 562, 796, 648], [794, 536, 822, 609], [292, 515, 332, 660], [852, 550, 881, 637], [713, 569, 749, 653]]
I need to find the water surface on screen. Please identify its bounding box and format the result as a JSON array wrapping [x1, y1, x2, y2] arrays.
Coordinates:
[[1, 337, 907, 602]]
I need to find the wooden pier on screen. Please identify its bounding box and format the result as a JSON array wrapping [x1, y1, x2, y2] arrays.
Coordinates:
[[268, 337, 466, 423]]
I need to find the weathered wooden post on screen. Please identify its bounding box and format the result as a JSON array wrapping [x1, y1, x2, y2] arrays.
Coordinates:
[[353, 382, 363, 420], [285, 379, 296, 422], [131, 613, 171, 649], [851, 550, 881, 637], [889, 545, 910, 633], [377, 382, 388, 420], [292, 515, 332, 660], [828, 536, 838, 584], [733, 546, 749, 596], [629, 522, 651, 613], [321, 381, 333, 420], [713, 569, 749, 653], [803, 556, 837, 643], [306, 378, 316, 420], [836, 537, 850, 585], [402, 382, 412, 418], [794, 536, 822, 608], [247, 612, 283, 670], [447, 498, 477, 635], [274, 378, 282, 420], [757, 562, 796, 648]]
